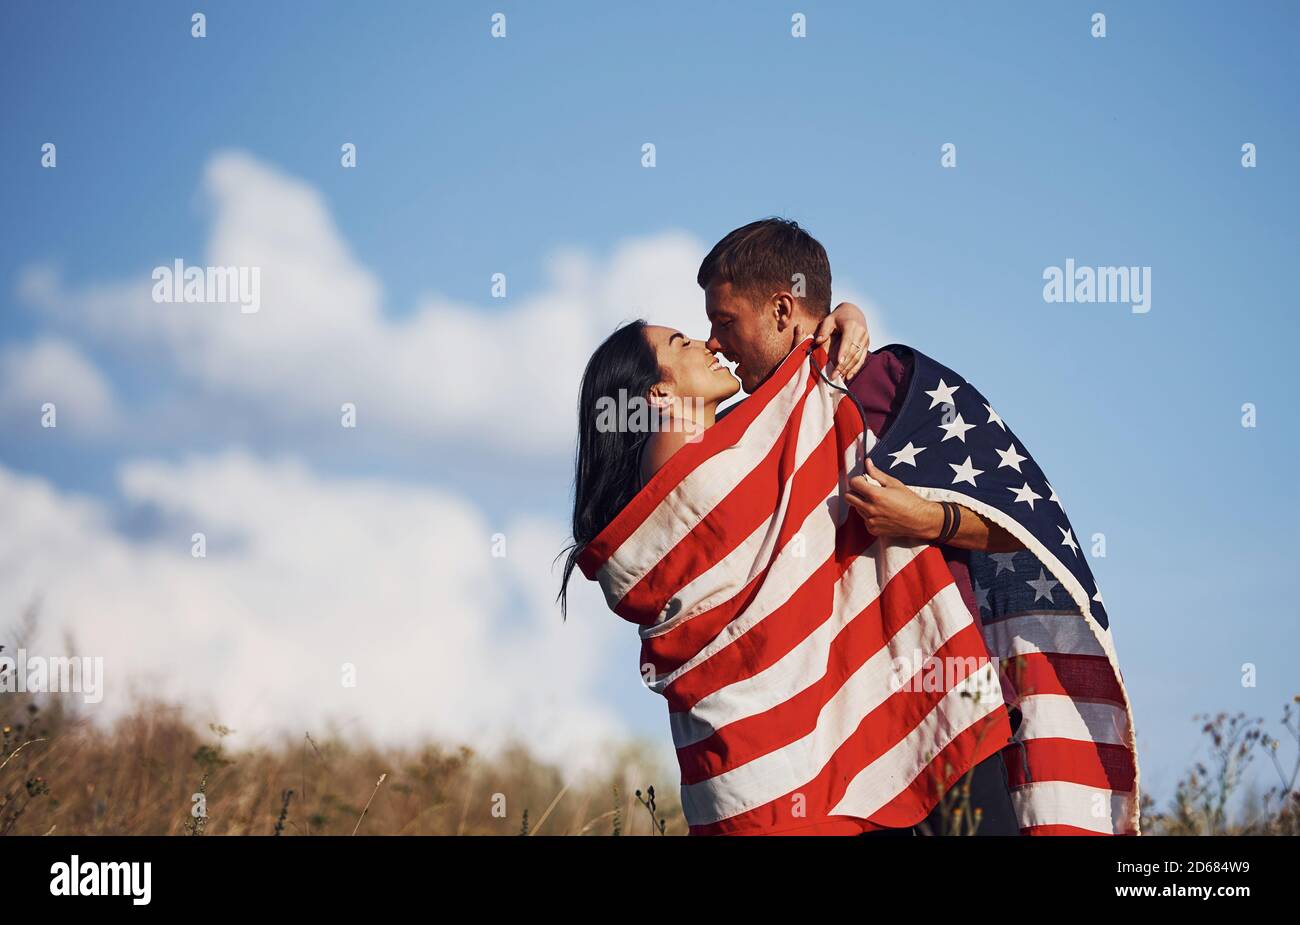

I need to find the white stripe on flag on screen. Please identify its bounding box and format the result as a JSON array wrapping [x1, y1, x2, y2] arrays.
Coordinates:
[[1016, 694, 1130, 747], [637, 380, 851, 631], [596, 358, 818, 607], [667, 536, 918, 746], [981, 612, 1109, 659], [1010, 780, 1131, 834], [649, 477, 867, 691], [828, 660, 1006, 818], [680, 581, 988, 825]]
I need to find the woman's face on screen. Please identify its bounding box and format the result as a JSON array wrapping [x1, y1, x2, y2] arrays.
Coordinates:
[[643, 325, 740, 405]]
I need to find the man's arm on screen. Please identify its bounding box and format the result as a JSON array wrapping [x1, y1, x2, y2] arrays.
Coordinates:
[[919, 500, 1024, 553], [845, 458, 1025, 553]]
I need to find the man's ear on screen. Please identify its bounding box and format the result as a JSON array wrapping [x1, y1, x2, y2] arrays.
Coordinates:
[[771, 292, 797, 331]]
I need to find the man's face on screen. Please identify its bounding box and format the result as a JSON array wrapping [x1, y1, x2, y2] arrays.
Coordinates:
[[704, 281, 792, 394]]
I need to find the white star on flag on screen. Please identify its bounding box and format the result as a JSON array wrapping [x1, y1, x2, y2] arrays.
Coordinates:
[[972, 579, 990, 612], [995, 443, 1028, 472], [1026, 568, 1059, 603], [949, 456, 983, 486], [889, 442, 926, 468], [1009, 482, 1043, 509], [989, 552, 1019, 575], [1059, 526, 1079, 556], [926, 379, 960, 409], [985, 403, 1006, 430], [939, 413, 975, 442]]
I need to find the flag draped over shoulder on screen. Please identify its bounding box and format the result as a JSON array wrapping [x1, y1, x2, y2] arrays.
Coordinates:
[[577, 339, 1139, 836], [867, 344, 1140, 835]]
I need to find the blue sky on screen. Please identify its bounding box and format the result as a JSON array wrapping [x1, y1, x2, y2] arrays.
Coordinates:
[[2, 1, 1298, 812]]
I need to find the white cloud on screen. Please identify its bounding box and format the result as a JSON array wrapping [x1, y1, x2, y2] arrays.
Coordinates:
[[0, 338, 116, 435], [0, 452, 642, 779], [19, 150, 887, 456], [20, 152, 711, 455]]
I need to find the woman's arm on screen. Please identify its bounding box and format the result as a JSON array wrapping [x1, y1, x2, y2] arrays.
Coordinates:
[[810, 301, 871, 380], [845, 458, 1025, 552]]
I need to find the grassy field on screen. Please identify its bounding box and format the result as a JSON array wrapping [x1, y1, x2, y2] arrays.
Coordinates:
[[3, 654, 1296, 836], [0, 689, 681, 836]]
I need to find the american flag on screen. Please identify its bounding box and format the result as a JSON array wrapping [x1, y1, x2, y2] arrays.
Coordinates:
[[867, 344, 1139, 835], [578, 339, 1139, 835]]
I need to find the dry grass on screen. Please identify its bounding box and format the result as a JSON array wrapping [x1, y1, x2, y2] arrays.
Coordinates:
[[6, 689, 1297, 836], [0, 688, 681, 836], [1141, 698, 1300, 836], [3, 617, 1297, 836]]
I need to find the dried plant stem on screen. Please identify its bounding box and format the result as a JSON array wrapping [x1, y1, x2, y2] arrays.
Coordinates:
[[527, 784, 569, 836], [0, 738, 47, 773], [351, 773, 387, 836]]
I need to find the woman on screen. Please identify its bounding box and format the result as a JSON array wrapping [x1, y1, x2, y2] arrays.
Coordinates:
[[556, 303, 871, 618]]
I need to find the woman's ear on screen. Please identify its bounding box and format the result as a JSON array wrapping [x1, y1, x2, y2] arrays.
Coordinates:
[[648, 381, 675, 409]]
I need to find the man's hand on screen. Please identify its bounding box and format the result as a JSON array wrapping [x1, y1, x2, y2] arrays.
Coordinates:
[[812, 301, 870, 380], [846, 458, 1026, 552], [846, 458, 941, 539]]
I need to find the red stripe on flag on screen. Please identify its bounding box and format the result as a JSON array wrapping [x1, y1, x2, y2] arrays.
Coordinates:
[[639, 398, 870, 672], [673, 547, 958, 780], [660, 509, 878, 710], [688, 688, 1011, 835], [1000, 651, 1126, 704], [1002, 738, 1137, 792], [613, 370, 825, 622], [578, 342, 819, 579], [866, 705, 1012, 830]]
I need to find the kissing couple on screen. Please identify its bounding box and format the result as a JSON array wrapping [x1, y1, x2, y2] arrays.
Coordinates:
[[559, 219, 1140, 836]]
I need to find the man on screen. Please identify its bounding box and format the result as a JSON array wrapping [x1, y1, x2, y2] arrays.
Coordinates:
[[698, 217, 1024, 835]]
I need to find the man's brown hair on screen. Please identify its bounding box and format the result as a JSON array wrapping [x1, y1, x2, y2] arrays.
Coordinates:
[[696, 217, 832, 317]]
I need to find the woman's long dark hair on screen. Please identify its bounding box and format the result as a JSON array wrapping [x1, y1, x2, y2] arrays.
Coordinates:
[[557, 320, 661, 620]]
